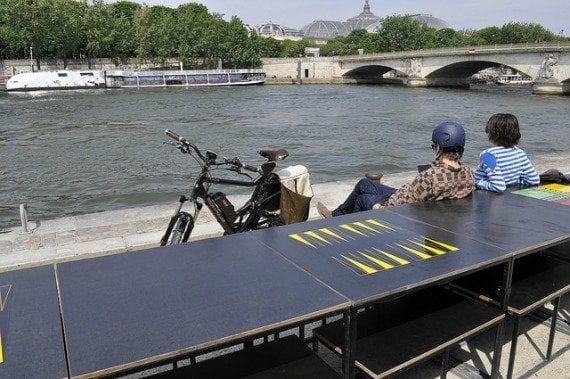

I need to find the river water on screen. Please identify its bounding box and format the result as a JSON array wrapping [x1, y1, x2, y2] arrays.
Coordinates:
[[1, 84, 568, 228]]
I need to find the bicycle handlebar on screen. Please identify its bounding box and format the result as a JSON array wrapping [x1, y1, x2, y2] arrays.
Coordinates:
[[165, 129, 181, 141], [165, 129, 259, 173]]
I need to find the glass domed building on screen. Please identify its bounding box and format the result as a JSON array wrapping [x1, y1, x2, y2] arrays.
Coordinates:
[[409, 14, 452, 29], [346, 0, 381, 30], [255, 1, 453, 42], [301, 0, 381, 41], [299, 20, 353, 40], [365, 13, 452, 33], [255, 23, 303, 41]]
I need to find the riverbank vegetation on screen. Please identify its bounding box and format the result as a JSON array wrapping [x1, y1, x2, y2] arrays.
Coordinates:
[[0, 0, 567, 69]]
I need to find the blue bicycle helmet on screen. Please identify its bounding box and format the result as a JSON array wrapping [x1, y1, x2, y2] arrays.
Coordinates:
[[432, 121, 466, 149]]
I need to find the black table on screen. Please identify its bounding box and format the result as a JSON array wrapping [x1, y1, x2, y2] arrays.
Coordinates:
[[0, 265, 68, 378], [251, 210, 511, 378], [3, 186, 568, 378], [55, 232, 350, 378], [252, 210, 510, 305], [386, 188, 570, 255]]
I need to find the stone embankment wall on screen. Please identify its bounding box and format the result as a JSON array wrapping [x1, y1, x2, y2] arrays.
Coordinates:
[[1, 57, 344, 84], [0, 58, 182, 76], [261, 57, 350, 84]]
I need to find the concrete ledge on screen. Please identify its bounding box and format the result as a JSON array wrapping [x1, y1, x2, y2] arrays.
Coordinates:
[[1, 164, 567, 272]]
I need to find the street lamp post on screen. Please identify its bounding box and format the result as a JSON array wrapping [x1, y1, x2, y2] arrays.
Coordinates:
[[30, 46, 33, 72]]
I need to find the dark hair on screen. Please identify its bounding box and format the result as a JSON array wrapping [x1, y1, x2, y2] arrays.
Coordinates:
[[485, 113, 521, 147]]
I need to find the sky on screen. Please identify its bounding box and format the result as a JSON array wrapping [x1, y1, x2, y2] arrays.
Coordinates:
[[111, 0, 568, 36]]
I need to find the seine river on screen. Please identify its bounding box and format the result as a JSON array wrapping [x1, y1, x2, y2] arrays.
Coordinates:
[[1, 84, 568, 228]]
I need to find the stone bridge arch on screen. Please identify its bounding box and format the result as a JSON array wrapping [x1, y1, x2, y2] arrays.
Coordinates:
[[342, 64, 405, 84], [262, 43, 570, 94], [337, 43, 570, 94]]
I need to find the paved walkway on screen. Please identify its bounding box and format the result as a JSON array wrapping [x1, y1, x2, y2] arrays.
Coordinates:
[[0, 175, 381, 272]]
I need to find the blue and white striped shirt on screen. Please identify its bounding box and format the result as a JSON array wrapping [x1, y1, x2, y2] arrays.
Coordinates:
[[474, 146, 540, 192]]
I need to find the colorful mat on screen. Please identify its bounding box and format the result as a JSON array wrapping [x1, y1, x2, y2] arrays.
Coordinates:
[[512, 184, 570, 206]]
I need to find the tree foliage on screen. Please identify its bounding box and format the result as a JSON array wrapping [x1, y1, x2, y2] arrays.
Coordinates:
[[377, 15, 428, 52], [0, 1, 567, 65]]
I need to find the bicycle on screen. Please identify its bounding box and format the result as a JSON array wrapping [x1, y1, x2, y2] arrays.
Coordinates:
[[160, 129, 308, 245]]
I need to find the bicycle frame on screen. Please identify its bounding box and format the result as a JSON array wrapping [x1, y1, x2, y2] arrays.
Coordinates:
[[160, 130, 284, 245]]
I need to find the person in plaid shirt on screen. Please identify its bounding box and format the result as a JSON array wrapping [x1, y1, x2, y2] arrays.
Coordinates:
[[317, 121, 475, 218]]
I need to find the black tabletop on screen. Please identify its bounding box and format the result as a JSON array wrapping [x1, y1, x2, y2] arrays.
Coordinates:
[[387, 188, 570, 255], [56, 232, 350, 378], [252, 210, 508, 306], [0, 265, 67, 379]]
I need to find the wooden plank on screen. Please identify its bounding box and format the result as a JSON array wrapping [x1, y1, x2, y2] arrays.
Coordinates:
[[314, 287, 504, 378], [148, 335, 340, 378], [506, 259, 570, 314], [452, 254, 570, 315]]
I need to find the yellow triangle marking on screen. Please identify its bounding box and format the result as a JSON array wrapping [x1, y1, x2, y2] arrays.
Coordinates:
[[0, 285, 11, 312], [289, 234, 316, 248], [366, 219, 396, 231], [319, 228, 348, 241], [341, 255, 378, 274], [373, 248, 410, 265], [360, 252, 394, 269], [340, 224, 367, 236], [409, 240, 446, 255], [425, 238, 459, 252], [352, 222, 381, 234], [395, 243, 432, 259], [304, 231, 332, 245]]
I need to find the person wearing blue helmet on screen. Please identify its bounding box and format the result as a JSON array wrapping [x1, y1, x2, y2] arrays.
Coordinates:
[[317, 121, 475, 217]]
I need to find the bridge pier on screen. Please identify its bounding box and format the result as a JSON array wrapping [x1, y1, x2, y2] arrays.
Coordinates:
[[532, 79, 570, 95], [403, 78, 427, 87], [403, 77, 470, 89]]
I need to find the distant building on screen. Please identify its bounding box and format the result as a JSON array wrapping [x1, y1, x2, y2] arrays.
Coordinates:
[[253, 1, 452, 42], [254, 23, 303, 41]]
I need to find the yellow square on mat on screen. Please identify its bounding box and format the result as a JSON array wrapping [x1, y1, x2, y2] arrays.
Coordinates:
[[541, 183, 570, 192]]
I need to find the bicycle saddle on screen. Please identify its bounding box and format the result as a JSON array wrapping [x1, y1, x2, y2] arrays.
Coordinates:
[[258, 149, 289, 161]]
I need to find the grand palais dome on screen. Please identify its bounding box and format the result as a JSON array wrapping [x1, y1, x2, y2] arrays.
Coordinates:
[[257, 1, 452, 41]]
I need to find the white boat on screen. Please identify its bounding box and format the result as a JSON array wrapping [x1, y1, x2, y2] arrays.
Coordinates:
[[495, 74, 533, 86], [5, 70, 106, 92], [105, 69, 266, 88]]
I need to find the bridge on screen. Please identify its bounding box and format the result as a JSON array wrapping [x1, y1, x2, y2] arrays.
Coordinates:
[[262, 42, 570, 95]]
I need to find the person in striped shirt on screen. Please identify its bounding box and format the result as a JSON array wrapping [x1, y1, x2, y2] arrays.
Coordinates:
[[474, 113, 540, 192]]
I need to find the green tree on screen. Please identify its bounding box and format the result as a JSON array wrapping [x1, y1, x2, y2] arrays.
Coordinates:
[[219, 17, 257, 68], [173, 3, 211, 68], [500, 22, 556, 44], [85, 0, 113, 61], [250, 35, 281, 58], [135, 5, 176, 66], [430, 28, 465, 48], [50, 0, 87, 66], [108, 1, 141, 63], [377, 15, 427, 52], [475, 26, 502, 44], [280, 39, 315, 58]]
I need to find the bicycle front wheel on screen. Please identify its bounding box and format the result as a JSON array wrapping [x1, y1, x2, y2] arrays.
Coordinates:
[[169, 212, 194, 245]]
